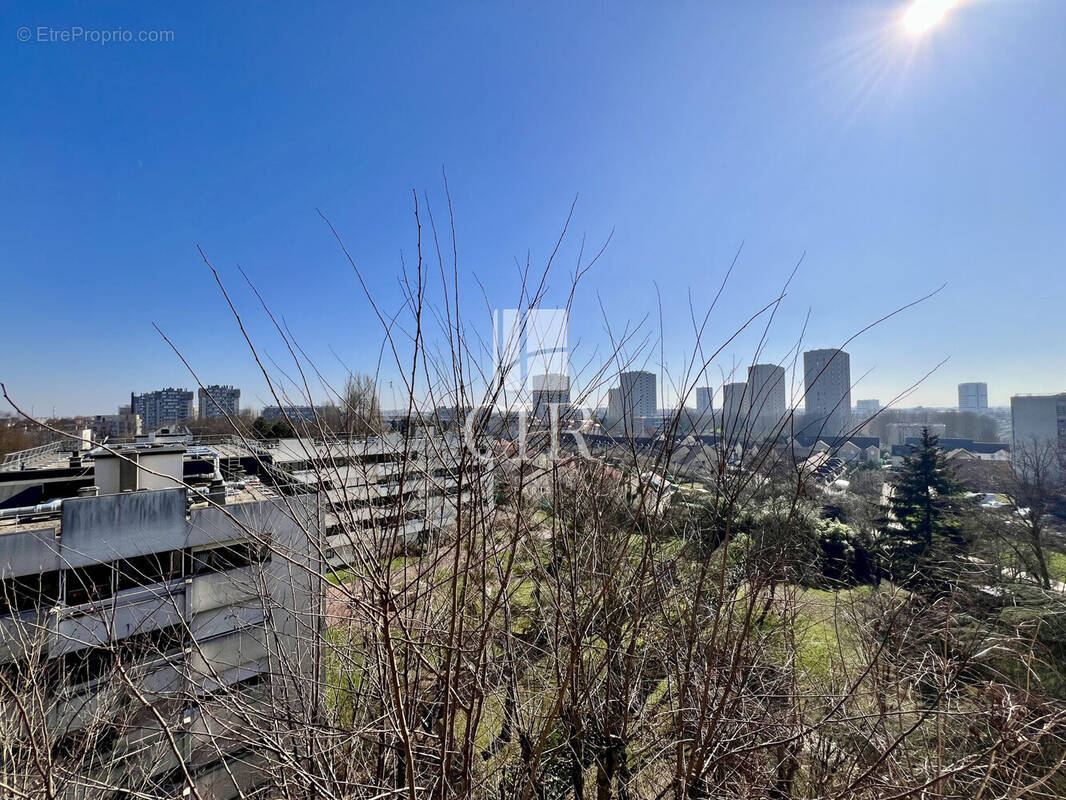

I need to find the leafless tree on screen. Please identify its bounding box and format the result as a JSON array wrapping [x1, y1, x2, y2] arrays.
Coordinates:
[[982, 438, 1064, 590], [3, 192, 1066, 800]]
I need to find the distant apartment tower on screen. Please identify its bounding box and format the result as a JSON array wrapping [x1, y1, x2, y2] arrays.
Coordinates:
[[747, 364, 787, 437], [131, 387, 194, 431], [198, 384, 241, 419], [803, 349, 852, 437], [958, 382, 989, 414], [855, 399, 881, 416], [603, 371, 656, 436], [530, 373, 570, 422], [721, 382, 748, 441], [531, 373, 570, 405], [1011, 393, 1066, 474], [618, 370, 657, 419], [695, 387, 714, 416]]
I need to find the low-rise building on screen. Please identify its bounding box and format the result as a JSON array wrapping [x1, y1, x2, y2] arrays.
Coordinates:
[[889, 437, 1009, 467], [260, 405, 315, 422], [90, 410, 142, 440], [246, 432, 494, 569], [885, 422, 947, 446]]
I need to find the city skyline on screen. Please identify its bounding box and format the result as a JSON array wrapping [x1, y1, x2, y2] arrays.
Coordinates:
[[0, 367, 1029, 422]]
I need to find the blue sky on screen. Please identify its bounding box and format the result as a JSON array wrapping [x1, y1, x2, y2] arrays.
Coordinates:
[[1, 0, 1063, 415]]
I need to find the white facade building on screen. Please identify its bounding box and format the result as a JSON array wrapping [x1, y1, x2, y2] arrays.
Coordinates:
[[958, 382, 989, 414], [618, 371, 657, 419], [238, 433, 494, 569]]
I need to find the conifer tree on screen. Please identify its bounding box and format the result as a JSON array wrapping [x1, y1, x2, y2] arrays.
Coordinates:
[[888, 427, 963, 556]]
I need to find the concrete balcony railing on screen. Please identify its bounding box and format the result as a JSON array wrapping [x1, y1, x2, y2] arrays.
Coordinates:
[[47, 654, 184, 733], [185, 627, 268, 691], [53, 582, 186, 657], [187, 566, 261, 615]]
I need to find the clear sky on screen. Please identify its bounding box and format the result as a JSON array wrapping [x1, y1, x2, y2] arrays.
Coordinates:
[[1, 0, 1063, 416]]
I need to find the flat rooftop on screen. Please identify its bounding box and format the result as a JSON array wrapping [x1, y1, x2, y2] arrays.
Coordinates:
[[0, 477, 278, 535]]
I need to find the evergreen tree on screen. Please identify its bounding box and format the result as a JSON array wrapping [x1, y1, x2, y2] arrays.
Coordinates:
[[887, 427, 964, 563], [251, 415, 272, 439]]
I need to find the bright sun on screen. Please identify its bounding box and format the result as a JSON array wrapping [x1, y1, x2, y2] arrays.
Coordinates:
[[902, 0, 958, 36]]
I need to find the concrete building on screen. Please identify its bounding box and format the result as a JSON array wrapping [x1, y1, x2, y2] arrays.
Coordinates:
[[1011, 393, 1066, 474], [695, 387, 714, 417], [130, 388, 194, 431], [855, 399, 881, 417], [720, 382, 748, 442], [606, 388, 622, 423], [90, 410, 142, 441], [958, 382, 989, 415], [0, 442, 321, 799], [747, 364, 787, 438], [260, 405, 315, 422], [618, 371, 657, 419], [886, 422, 948, 446], [803, 349, 852, 437], [604, 371, 656, 435], [198, 385, 241, 419], [243, 433, 494, 568], [0, 426, 491, 797], [530, 373, 570, 423]]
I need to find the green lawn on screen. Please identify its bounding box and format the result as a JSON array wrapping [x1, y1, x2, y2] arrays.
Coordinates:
[[1046, 550, 1066, 583]]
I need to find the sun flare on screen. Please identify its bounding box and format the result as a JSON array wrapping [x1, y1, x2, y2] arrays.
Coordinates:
[[902, 0, 958, 36]]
